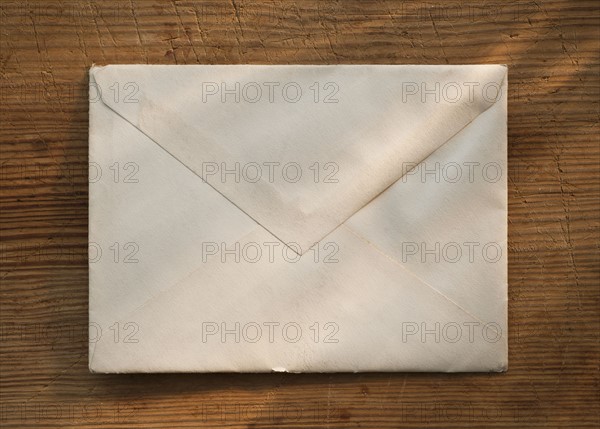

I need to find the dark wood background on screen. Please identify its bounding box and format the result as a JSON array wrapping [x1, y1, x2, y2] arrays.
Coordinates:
[[1, 1, 598, 427]]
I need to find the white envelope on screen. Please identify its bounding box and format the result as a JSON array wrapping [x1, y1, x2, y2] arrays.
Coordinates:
[[89, 65, 507, 373]]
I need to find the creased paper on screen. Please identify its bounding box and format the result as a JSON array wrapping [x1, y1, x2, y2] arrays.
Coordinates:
[[89, 65, 507, 373]]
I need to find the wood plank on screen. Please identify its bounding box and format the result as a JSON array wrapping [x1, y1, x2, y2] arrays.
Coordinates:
[[1, 1, 598, 427]]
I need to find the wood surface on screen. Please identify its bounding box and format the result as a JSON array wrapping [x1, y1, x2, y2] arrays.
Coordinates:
[[0, 0, 598, 427]]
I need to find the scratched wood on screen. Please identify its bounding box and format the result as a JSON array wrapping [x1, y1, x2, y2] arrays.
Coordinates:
[[0, 0, 598, 427]]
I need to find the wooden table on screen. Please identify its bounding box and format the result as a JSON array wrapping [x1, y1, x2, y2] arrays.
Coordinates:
[[1, 1, 598, 427]]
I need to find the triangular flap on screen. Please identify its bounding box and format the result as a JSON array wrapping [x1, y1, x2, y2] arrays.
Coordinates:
[[91, 65, 506, 253]]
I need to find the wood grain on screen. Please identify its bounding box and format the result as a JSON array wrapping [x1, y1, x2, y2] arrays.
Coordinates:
[[0, 0, 598, 427]]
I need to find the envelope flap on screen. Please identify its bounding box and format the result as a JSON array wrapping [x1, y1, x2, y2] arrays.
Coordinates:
[[91, 65, 506, 253]]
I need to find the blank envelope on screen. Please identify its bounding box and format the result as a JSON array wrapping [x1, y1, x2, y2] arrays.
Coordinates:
[[89, 65, 507, 373]]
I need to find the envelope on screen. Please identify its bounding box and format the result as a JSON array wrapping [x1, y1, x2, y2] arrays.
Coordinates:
[[89, 65, 507, 373]]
